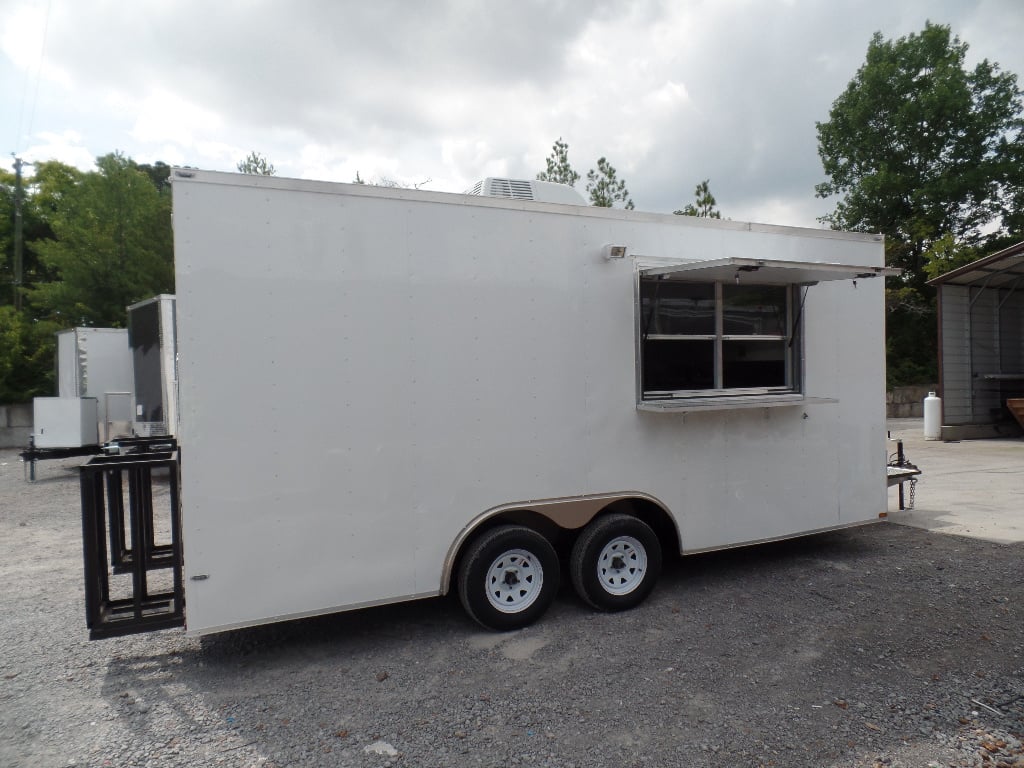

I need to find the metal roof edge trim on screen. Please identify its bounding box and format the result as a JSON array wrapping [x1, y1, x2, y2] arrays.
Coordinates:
[[927, 239, 1024, 286], [170, 168, 884, 244]]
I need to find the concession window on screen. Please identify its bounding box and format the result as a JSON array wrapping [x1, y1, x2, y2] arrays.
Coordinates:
[[635, 257, 898, 412]]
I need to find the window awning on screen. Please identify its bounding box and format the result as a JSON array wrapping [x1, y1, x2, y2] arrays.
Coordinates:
[[640, 257, 899, 285]]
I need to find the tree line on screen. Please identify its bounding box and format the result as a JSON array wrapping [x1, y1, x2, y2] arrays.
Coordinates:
[[0, 154, 175, 401], [2, 21, 1021, 402], [816, 22, 1023, 386]]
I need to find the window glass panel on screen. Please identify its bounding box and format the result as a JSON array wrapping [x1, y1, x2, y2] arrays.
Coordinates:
[[643, 340, 715, 391], [638, 277, 798, 399], [722, 285, 787, 335], [641, 281, 715, 335], [722, 340, 787, 388]]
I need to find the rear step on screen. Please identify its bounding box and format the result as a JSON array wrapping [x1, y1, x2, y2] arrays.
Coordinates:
[[80, 439, 184, 639]]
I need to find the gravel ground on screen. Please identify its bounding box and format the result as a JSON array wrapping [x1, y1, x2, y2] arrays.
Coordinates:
[[2, 449, 1022, 768]]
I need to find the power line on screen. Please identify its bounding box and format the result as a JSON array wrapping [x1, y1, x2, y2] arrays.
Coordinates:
[[26, 0, 54, 148], [13, 0, 53, 153]]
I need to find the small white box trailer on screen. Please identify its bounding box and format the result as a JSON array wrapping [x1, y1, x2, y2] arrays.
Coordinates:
[[25, 328, 131, 480], [55, 327, 133, 442], [79, 169, 895, 639], [33, 397, 99, 449]]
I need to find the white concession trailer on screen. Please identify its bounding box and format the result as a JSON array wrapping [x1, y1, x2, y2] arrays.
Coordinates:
[[80, 170, 894, 639]]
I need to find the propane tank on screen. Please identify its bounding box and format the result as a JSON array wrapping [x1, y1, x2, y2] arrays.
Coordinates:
[[923, 391, 942, 440]]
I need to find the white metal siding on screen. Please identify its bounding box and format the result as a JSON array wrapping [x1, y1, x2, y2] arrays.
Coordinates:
[[968, 289, 1003, 423], [940, 287, 972, 424], [54, 329, 132, 435], [172, 172, 888, 635], [940, 284, 1022, 425]]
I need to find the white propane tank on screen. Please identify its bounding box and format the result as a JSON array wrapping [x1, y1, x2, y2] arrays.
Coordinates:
[[923, 391, 942, 440]]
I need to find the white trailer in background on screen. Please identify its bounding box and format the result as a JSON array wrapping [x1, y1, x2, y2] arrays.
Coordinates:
[[55, 327, 134, 441], [32, 396, 99, 449], [31, 327, 133, 449], [126, 295, 177, 438], [25, 328, 134, 480], [79, 170, 895, 639]]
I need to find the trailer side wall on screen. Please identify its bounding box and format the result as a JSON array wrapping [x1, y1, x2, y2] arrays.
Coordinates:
[[173, 172, 887, 634]]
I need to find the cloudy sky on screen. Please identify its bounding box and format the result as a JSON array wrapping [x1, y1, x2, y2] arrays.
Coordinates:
[[2, 0, 1022, 228]]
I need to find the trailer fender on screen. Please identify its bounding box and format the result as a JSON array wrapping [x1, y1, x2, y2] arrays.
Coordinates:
[[440, 492, 679, 594]]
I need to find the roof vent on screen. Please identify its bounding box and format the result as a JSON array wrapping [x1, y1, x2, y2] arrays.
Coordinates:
[[466, 177, 585, 205]]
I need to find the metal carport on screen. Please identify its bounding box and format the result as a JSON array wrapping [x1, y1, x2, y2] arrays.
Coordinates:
[[929, 240, 1024, 439]]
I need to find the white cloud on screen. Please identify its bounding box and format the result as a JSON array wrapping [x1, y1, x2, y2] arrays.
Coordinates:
[[738, 196, 830, 230], [125, 90, 224, 147], [19, 129, 96, 170], [648, 80, 690, 109], [1, 2, 71, 87]]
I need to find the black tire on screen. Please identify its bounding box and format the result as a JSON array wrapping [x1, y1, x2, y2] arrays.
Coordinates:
[[570, 513, 662, 611], [457, 525, 560, 631]]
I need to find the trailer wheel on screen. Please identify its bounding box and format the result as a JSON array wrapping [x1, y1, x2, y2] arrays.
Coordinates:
[[570, 513, 661, 611], [457, 525, 560, 631]]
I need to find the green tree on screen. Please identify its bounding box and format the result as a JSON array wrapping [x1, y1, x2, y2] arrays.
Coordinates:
[[674, 179, 721, 218], [0, 169, 14, 306], [30, 153, 174, 327], [586, 157, 634, 209], [536, 137, 580, 187], [922, 233, 980, 281], [237, 151, 276, 176], [0, 154, 175, 401], [2, 165, 59, 310], [2, 162, 64, 401], [815, 22, 1024, 385], [817, 22, 1023, 280], [137, 161, 172, 195], [2, 162, 65, 401], [0, 305, 61, 401]]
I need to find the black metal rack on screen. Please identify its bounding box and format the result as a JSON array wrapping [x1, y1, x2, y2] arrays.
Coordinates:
[[21, 440, 102, 482], [80, 440, 184, 639]]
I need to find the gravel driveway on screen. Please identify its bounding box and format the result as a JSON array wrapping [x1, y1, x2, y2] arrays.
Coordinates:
[[2, 449, 1022, 768]]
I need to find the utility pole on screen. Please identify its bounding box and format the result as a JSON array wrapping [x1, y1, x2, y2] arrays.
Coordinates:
[[12, 155, 32, 311]]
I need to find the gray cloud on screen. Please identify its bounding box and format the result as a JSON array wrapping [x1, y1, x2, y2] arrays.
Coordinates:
[[4, 0, 1022, 227]]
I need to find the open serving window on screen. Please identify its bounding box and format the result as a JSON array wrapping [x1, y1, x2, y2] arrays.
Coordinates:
[[636, 257, 894, 412]]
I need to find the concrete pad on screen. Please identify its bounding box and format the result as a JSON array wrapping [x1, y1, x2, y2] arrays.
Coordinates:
[[886, 417, 1024, 544]]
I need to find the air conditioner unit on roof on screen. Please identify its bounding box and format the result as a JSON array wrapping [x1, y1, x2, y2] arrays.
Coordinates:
[[467, 177, 585, 205]]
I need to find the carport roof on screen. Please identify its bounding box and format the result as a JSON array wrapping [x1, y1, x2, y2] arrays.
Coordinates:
[[927, 240, 1024, 289]]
